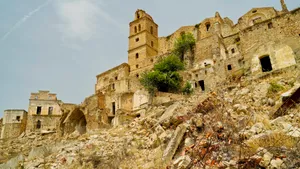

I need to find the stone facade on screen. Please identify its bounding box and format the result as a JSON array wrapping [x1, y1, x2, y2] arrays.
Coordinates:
[[1, 110, 27, 139], [94, 0, 300, 121], [26, 91, 62, 132]]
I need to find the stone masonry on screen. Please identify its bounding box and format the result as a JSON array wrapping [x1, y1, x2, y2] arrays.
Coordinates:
[[94, 0, 300, 125]]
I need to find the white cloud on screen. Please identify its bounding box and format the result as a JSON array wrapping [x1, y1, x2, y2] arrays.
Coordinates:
[[1, 0, 52, 42], [55, 0, 121, 42]]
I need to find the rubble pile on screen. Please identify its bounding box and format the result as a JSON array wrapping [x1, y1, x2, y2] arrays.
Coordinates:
[[1, 71, 300, 169]]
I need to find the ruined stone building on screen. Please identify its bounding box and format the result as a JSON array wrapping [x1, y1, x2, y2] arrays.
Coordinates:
[[95, 0, 300, 123], [1, 0, 299, 137], [26, 91, 62, 132], [0, 109, 27, 139]]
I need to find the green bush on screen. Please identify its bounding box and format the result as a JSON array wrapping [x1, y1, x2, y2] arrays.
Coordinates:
[[182, 82, 193, 95], [268, 82, 285, 95], [173, 32, 196, 61], [140, 55, 184, 94], [154, 54, 185, 73]]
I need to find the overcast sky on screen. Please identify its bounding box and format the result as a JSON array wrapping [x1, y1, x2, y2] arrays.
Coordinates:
[[0, 0, 299, 117]]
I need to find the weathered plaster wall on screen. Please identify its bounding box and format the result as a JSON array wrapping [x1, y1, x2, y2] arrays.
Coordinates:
[[238, 7, 278, 30], [1, 110, 27, 139], [27, 91, 62, 132], [95, 63, 130, 93], [133, 90, 149, 110], [240, 9, 300, 74]]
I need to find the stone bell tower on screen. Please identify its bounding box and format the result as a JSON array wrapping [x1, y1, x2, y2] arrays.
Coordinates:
[[128, 9, 158, 77]]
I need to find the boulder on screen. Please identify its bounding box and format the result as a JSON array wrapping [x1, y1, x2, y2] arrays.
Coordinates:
[[28, 146, 51, 160], [172, 155, 191, 169], [159, 102, 180, 124], [270, 159, 286, 169], [0, 154, 24, 169], [259, 151, 273, 168], [162, 124, 187, 163]]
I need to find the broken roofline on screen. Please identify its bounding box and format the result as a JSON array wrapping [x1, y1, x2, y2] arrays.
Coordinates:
[[96, 63, 130, 78]]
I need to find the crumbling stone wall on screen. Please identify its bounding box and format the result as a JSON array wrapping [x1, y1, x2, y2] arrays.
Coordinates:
[[91, 4, 300, 131], [59, 95, 109, 136], [238, 7, 278, 30], [26, 115, 60, 132], [1, 110, 27, 139], [158, 26, 195, 55], [240, 9, 300, 75], [95, 63, 130, 93], [26, 91, 63, 132]]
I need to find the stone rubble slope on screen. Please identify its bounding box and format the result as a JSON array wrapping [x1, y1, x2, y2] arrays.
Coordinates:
[[0, 70, 300, 169]]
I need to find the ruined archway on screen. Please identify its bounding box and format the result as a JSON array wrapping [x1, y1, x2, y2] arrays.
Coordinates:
[[62, 108, 87, 135]]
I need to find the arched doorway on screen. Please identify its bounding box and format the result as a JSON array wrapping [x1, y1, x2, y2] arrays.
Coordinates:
[[63, 108, 87, 135]]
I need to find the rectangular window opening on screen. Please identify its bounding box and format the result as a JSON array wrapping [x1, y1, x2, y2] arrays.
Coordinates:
[[16, 116, 21, 121], [227, 64, 232, 71], [198, 80, 205, 91], [112, 102, 116, 115], [48, 107, 53, 115], [36, 106, 42, 115], [260, 55, 273, 72]]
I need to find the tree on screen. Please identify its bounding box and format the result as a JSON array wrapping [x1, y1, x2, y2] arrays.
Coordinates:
[[173, 32, 196, 61], [140, 54, 184, 94]]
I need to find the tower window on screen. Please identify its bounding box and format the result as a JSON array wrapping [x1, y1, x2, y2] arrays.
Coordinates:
[[136, 53, 139, 59], [111, 83, 115, 90], [136, 38, 139, 42], [136, 74, 139, 78], [134, 26, 137, 33], [151, 41, 154, 47], [16, 116, 21, 121], [48, 107, 53, 115], [150, 26, 153, 34], [231, 48, 235, 54], [138, 24, 141, 31], [136, 64, 139, 68], [112, 102, 116, 115], [115, 76, 118, 80], [227, 65, 232, 70], [36, 106, 42, 115], [268, 22, 273, 29], [196, 74, 198, 78], [206, 22, 211, 31]]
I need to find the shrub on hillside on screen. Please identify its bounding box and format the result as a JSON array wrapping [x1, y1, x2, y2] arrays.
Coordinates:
[[140, 54, 184, 94], [173, 32, 196, 61]]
